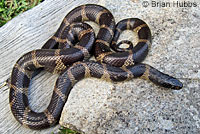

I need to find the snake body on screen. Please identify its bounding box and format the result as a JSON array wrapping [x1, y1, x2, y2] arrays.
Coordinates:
[[9, 4, 183, 129]]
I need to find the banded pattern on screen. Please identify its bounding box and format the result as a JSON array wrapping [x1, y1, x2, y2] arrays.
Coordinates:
[[100, 18, 152, 67], [9, 4, 183, 130], [62, 61, 183, 89], [9, 22, 96, 129]]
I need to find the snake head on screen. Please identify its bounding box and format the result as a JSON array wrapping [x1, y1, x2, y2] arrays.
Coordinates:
[[162, 76, 183, 90], [148, 66, 183, 90]]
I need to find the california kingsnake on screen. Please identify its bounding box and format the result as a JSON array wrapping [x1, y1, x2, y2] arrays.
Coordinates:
[[9, 4, 183, 129]]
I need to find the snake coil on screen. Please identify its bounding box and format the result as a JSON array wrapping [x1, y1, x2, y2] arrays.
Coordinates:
[[9, 4, 183, 129]]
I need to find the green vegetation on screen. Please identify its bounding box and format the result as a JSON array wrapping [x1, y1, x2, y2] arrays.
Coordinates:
[[52, 127, 81, 134], [0, 0, 43, 27]]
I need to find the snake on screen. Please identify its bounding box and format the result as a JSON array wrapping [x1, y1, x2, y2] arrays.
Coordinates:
[[8, 4, 183, 129]]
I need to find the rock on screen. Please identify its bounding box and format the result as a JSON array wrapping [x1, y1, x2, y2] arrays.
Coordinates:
[[59, 0, 200, 133]]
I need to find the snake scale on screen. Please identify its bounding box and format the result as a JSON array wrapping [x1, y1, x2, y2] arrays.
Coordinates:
[[9, 4, 183, 129]]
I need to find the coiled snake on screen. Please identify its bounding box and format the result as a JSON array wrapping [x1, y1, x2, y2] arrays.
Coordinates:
[[9, 4, 183, 129]]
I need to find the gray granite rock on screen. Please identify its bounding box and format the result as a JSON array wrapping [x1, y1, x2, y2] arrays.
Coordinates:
[[59, 0, 200, 133]]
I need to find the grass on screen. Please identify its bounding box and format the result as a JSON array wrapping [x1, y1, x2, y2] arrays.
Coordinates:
[[0, 0, 43, 27], [53, 127, 81, 134]]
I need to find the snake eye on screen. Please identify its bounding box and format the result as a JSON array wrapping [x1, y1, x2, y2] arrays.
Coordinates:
[[170, 78, 183, 90]]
